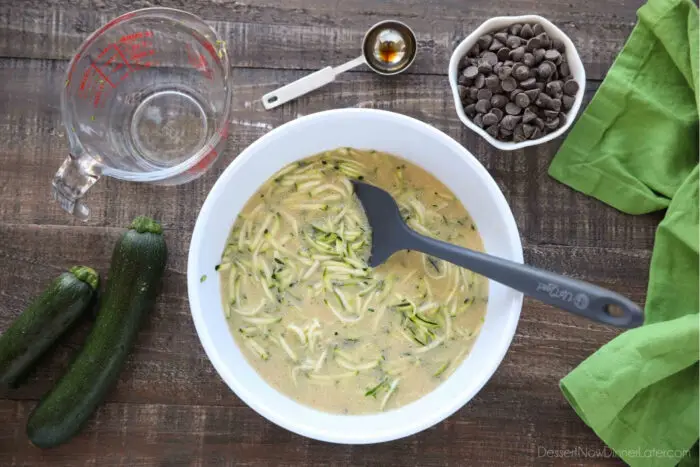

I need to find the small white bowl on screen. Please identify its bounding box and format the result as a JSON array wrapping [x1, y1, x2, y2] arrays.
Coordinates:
[[188, 109, 524, 444], [449, 15, 586, 151]]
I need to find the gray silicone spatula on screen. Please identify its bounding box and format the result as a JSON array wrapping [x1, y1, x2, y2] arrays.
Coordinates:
[[352, 180, 644, 328]]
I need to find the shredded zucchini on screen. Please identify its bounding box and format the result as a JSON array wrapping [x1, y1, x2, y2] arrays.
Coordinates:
[[220, 150, 487, 412], [380, 378, 400, 410]]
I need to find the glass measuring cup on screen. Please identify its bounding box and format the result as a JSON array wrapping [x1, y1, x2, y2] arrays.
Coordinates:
[[54, 8, 232, 220]]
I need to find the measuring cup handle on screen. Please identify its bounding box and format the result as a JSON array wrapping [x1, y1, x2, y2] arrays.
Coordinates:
[[52, 154, 101, 221]]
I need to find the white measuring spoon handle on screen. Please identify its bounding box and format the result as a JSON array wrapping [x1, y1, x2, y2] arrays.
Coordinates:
[[262, 56, 365, 110]]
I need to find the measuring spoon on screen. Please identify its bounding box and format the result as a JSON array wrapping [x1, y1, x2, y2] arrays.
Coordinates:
[[261, 20, 417, 110]]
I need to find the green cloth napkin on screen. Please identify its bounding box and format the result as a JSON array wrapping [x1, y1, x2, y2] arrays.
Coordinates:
[[547, 0, 699, 465]]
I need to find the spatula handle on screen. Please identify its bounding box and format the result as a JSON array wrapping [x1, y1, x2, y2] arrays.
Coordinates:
[[405, 232, 644, 328]]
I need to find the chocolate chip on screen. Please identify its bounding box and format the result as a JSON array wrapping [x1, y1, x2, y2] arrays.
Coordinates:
[[501, 77, 517, 92], [523, 53, 535, 67], [545, 49, 561, 64], [563, 79, 579, 96], [526, 37, 541, 51], [482, 51, 498, 65], [513, 64, 530, 81], [514, 92, 530, 108], [473, 113, 484, 128], [485, 124, 500, 138], [537, 61, 555, 79], [469, 87, 479, 101], [491, 94, 509, 109], [533, 117, 545, 130], [544, 118, 560, 130], [504, 60, 514, 67], [491, 107, 504, 121], [464, 103, 476, 118], [477, 35, 493, 50], [520, 77, 537, 89], [482, 113, 500, 127], [501, 114, 521, 130], [468, 44, 480, 57], [559, 61, 570, 77], [507, 35, 523, 49], [562, 95, 575, 110], [531, 127, 542, 140], [509, 23, 523, 36], [552, 37, 566, 52], [546, 80, 563, 97], [485, 75, 501, 91], [497, 65, 513, 80], [533, 23, 545, 35], [522, 124, 535, 138], [497, 47, 511, 62], [477, 60, 493, 74], [499, 127, 513, 138], [524, 88, 540, 102], [536, 33, 551, 49], [489, 39, 505, 51], [477, 88, 493, 101], [534, 48, 546, 64], [505, 102, 522, 115], [463, 66, 479, 79], [544, 109, 559, 119], [475, 99, 491, 114], [522, 107, 538, 123], [474, 74, 486, 89], [559, 112, 568, 127], [514, 124, 527, 142], [458, 75, 470, 86], [457, 85, 468, 101], [550, 98, 562, 112], [520, 24, 534, 39], [494, 32, 509, 44], [535, 92, 553, 108], [509, 46, 525, 62]]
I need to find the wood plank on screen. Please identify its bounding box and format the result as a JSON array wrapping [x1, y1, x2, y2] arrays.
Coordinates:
[[0, 58, 661, 250], [0, 222, 646, 406], [0, 398, 624, 466], [0, 5, 640, 80], [12, 0, 645, 25], [0, 1, 654, 465]]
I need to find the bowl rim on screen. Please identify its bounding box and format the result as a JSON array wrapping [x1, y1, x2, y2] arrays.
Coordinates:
[[448, 15, 587, 151], [187, 108, 524, 443]]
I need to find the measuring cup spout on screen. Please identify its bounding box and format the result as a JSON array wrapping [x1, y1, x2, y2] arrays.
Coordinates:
[[52, 153, 100, 221]]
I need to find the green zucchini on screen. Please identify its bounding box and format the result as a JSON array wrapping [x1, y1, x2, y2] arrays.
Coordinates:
[[0, 267, 98, 390], [27, 216, 167, 448]]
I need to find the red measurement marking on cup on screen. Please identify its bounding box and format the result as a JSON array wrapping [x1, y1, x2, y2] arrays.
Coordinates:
[[187, 147, 218, 176], [76, 30, 157, 108], [186, 44, 213, 80]]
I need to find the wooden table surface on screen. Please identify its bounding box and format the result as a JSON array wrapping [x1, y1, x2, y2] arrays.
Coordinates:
[[0, 1, 658, 465]]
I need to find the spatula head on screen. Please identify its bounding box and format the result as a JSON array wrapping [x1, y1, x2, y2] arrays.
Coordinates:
[[352, 180, 413, 267]]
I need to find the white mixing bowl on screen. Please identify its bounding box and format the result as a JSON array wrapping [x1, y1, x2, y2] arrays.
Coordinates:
[[187, 108, 524, 443]]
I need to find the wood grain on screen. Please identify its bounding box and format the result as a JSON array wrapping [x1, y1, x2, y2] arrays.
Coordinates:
[[0, 0, 654, 465], [0, 4, 640, 80], [0, 398, 626, 467], [0, 58, 661, 249]]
